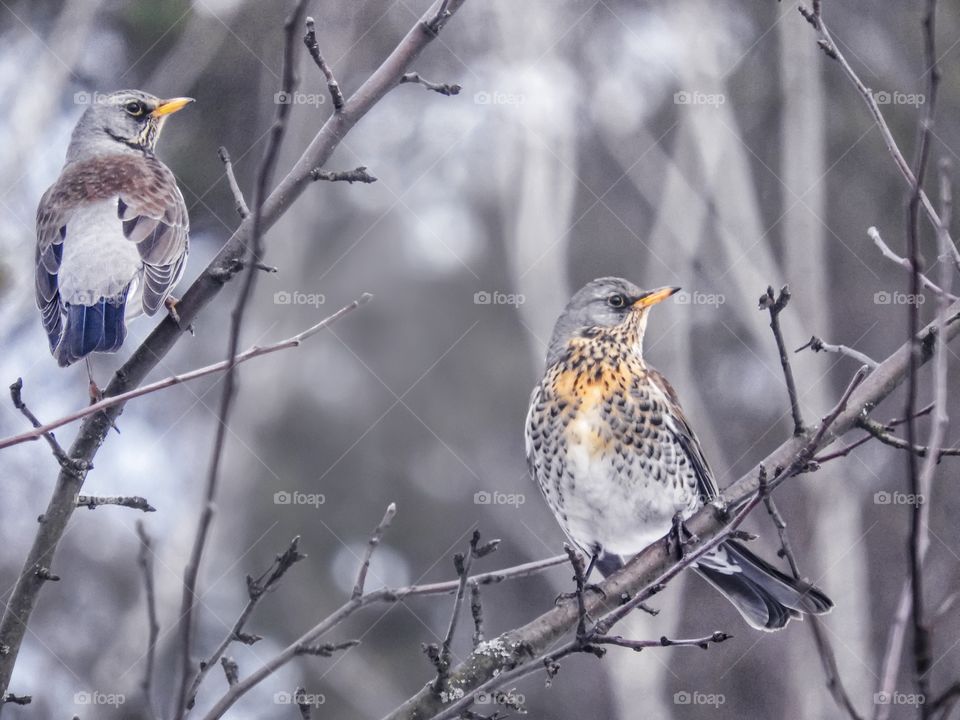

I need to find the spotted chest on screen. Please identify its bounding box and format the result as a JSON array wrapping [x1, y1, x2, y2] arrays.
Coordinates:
[[525, 333, 703, 557]]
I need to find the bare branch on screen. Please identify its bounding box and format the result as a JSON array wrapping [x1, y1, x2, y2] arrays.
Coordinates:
[[135, 521, 159, 720], [185, 537, 306, 710], [796, 335, 879, 370], [868, 227, 953, 299], [759, 286, 805, 435], [0, 295, 371, 453], [303, 16, 344, 111], [77, 495, 156, 513], [353, 503, 397, 599], [400, 72, 461, 96], [7, 379, 75, 471], [800, 1, 960, 269], [592, 632, 731, 651], [218, 146, 249, 219], [310, 166, 378, 184]]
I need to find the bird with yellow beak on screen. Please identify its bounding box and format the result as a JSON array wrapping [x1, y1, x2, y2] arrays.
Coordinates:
[[35, 90, 193, 388]]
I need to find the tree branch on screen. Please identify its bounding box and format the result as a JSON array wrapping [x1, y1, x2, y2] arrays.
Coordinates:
[[0, 296, 370, 453], [135, 521, 160, 720], [759, 285, 805, 435]]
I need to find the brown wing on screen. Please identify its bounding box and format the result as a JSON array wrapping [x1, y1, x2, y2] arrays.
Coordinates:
[[647, 367, 720, 500], [115, 157, 189, 314], [35, 186, 70, 351]]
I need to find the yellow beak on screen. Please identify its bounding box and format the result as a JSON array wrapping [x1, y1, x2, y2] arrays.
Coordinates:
[[632, 286, 681, 309], [151, 97, 195, 118]]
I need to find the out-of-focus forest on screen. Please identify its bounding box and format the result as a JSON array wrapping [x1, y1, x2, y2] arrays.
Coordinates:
[[1, 1, 960, 718]]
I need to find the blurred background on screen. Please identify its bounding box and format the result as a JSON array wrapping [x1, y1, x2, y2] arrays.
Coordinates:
[[1, 1, 960, 718]]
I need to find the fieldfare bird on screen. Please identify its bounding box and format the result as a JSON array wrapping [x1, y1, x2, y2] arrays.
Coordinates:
[[35, 89, 192, 370], [525, 277, 832, 630]]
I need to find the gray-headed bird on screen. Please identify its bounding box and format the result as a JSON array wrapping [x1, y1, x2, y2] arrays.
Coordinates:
[[525, 277, 833, 630], [35, 90, 192, 379]]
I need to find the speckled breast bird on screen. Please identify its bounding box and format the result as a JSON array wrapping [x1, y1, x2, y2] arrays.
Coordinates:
[[525, 277, 832, 631], [35, 90, 192, 368]]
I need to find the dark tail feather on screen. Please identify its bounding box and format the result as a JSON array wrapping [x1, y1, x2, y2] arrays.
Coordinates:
[[695, 539, 833, 631], [55, 297, 127, 367]]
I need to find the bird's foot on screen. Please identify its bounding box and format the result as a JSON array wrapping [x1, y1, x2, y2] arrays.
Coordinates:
[[554, 583, 605, 606], [165, 296, 194, 334], [669, 512, 700, 560]]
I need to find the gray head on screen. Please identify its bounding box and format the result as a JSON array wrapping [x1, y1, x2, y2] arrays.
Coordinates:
[[66, 90, 193, 162], [545, 277, 680, 366]]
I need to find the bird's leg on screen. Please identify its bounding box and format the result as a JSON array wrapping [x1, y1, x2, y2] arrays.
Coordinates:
[[85, 357, 102, 405], [668, 511, 700, 560], [555, 548, 606, 606], [164, 295, 194, 335]]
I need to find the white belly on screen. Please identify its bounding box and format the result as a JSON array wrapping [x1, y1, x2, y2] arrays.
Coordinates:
[[58, 198, 142, 314]]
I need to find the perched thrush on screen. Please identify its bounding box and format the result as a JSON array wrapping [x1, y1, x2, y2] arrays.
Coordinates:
[[525, 277, 832, 630], [35, 90, 192, 368]]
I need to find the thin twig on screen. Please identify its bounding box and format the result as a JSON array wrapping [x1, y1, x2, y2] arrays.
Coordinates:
[[759, 286, 805, 435], [904, 1, 940, 712], [353, 503, 397, 599], [303, 16, 344, 111], [868, 227, 953, 299], [399, 72, 461, 96], [800, 0, 960, 269], [185, 537, 306, 710], [856, 418, 960, 459], [470, 583, 483, 648], [135, 521, 159, 720], [77, 495, 156, 513], [796, 335, 879, 370], [7, 379, 74, 471], [174, 3, 308, 716], [310, 166, 378, 184], [218, 146, 249, 219], [0, 296, 371, 453], [592, 632, 731, 651]]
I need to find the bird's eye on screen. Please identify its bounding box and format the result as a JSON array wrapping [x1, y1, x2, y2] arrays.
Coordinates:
[[124, 101, 146, 117], [607, 293, 629, 309]]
